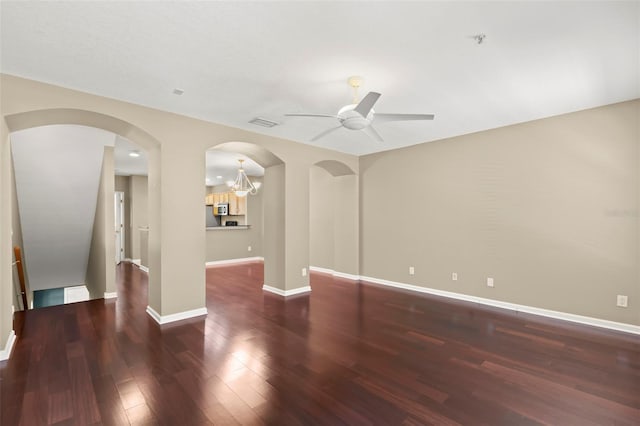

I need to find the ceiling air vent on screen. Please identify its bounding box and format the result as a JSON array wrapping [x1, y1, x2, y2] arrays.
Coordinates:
[[249, 117, 280, 128]]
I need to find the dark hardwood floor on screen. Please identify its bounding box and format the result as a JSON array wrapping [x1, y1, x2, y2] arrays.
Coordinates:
[[1, 261, 639, 425]]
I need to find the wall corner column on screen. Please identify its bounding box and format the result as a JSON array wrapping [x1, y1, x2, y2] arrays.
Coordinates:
[[146, 142, 206, 324], [0, 116, 15, 360], [284, 162, 310, 292]]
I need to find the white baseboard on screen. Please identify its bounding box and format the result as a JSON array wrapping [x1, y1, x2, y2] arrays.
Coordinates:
[[139, 265, 149, 273], [334, 271, 361, 281], [104, 292, 117, 299], [308, 265, 640, 335], [309, 266, 360, 281], [262, 284, 311, 297], [309, 266, 333, 275], [358, 275, 640, 336], [206, 256, 264, 267], [146, 305, 207, 325], [0, 330, 16, 361], [131, 258, 141, 266]]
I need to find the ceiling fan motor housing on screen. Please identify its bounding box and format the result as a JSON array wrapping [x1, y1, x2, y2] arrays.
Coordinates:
[[338, 104, 374, 130]]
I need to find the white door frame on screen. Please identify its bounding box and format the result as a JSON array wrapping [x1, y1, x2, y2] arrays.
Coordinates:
[[115, 191, 125, 264]]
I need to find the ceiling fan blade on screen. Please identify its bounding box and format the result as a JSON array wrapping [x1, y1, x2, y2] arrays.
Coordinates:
[[362, 125, 384, 142], [285, 113, 338, 118], [374, 113, 435, 123], [353, 92, 381, 117], [311, 125, 343, 141]]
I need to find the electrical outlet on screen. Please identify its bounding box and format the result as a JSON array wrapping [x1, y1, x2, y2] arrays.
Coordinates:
[[247, 245, 252, 252], [452, 272, 458, 281], [617, 295, 628, 308], [487, 277, 494, 287], [302, 267, 307, 277], [409, 266, 415, 275]]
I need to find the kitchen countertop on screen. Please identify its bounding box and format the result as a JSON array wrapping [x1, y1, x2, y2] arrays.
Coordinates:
[[206, 225, 251, 230]]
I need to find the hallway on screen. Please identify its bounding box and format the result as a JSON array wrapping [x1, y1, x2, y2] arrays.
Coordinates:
[[1, 262, 639, 425]]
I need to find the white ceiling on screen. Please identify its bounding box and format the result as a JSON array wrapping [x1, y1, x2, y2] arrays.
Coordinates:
[[1, 2, 638, 156], [114, 135, 264, 180], [205, 150, 264, 186], [114, 136, 148, 176]]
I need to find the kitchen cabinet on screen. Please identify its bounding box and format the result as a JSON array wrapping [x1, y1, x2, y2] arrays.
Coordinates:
[[211, 192, 229, 205], [205, 193, 227, 205], [228, 193, 247, 215], [205, 191, 246, 216]]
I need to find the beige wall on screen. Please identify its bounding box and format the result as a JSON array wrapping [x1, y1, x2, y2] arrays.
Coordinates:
[[310, 166, 335, 269], [334, 174, 359, 276], [1, 111, 13, 348], [360, 100, 640, 326], [263, 164, 285, 288], [86, 146, 116, 299], [115, 175, 132, 259], [114, 175, 129, 191], [140, 229, 149, 268], [284, 162, 310, 290], [129, 175, 148, 261], [309, 167, 359, 275]]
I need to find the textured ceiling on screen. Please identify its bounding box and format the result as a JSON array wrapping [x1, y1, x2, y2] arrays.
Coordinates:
[[1, 2, 638, 156]]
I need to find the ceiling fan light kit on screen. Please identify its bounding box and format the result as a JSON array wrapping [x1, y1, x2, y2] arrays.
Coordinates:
[[286, 76, 435, 142]]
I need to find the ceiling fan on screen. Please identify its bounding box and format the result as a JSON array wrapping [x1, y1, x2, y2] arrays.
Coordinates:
[[286, 76, 435, 142]]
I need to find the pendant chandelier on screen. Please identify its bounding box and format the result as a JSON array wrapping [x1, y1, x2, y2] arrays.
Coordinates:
[[230, 159, 258, 197]]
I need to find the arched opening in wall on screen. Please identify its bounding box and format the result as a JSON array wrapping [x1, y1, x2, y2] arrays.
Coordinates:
[[309, 160, 358, 278], [204, 141, 284, 290], [4, 109, 160, 309]]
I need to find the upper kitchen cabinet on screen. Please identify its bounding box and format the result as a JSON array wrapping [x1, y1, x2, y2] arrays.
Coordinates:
[[206, 192, 231, 206], [228, 193, 247, 215]]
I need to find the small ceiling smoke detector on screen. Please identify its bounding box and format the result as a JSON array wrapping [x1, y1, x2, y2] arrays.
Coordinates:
[[173, 88, 184, 95], [249, 117, 280, 128]]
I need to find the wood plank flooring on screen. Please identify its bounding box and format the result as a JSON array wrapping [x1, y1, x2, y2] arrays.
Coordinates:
[[1, 261, 639, 425]]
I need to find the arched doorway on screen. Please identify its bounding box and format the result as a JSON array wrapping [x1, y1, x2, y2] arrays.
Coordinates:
[[1, 109, 162, 357], [10, 124, 126, 305], [309, 160, 359, 279], [204, 141, 289, 295]]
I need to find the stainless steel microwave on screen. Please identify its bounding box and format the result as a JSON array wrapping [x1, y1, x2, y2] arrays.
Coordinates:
[[213, 203, 228, 216]]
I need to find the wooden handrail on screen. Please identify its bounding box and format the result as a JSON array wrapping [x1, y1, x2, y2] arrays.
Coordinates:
[[13, 246, 28, 310]]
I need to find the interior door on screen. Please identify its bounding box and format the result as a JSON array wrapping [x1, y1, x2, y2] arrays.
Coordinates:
[[115, 191, 125, 264]]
